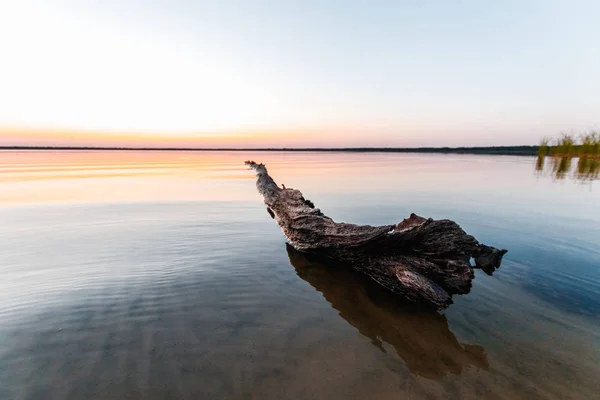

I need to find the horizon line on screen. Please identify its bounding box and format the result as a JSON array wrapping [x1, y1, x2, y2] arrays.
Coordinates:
[[0, 145, 539, 156]]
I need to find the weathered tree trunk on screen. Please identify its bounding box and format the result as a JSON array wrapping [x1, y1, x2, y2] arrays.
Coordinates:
[[246, 161, 507, 310]]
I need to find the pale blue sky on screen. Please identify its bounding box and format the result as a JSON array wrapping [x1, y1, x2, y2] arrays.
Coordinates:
[[1, 0, 599, 146]]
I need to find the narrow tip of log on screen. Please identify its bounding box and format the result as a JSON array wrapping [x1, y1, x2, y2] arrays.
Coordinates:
[[245, 160, 262, 169]]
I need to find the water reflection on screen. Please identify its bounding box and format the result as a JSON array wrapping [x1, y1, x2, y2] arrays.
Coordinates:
[[286, 244, 489, 380], [536, 155, 599, 181], [536, 132, 600, 181], [576, 156, 600, 181]]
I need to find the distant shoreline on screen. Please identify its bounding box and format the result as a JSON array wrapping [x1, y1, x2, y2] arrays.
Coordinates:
[[0, 146, 538, 156]]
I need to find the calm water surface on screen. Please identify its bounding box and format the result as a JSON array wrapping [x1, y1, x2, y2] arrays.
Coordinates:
[[1, 151, 599, 399]]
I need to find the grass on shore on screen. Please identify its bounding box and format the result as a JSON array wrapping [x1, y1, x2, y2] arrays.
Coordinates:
[[538, 132, 600, 158], [537, 132, 600, 180]]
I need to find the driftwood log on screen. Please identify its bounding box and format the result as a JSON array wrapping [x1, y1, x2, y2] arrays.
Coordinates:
[[246, 161, 507, 310]]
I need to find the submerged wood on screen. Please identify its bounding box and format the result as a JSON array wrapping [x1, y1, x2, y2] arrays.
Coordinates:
[[245, 161, 507, 310]]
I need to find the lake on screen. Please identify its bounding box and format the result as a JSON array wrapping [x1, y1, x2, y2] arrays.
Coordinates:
[[1, 150, 599, 399]]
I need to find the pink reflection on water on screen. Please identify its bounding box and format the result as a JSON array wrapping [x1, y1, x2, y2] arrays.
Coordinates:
[[0, 150, 551, 206]]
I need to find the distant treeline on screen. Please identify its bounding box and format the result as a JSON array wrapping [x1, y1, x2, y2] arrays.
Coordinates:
[[0, 145, 539, 156]]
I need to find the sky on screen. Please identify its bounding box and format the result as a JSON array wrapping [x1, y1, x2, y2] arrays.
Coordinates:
[[1, 0, 599, 148]]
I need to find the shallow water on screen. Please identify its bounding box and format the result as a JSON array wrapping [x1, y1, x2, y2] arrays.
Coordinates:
[[1, 150, 599, 399]]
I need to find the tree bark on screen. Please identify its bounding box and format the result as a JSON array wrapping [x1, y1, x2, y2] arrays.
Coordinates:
[[246, 161, 507, 310]]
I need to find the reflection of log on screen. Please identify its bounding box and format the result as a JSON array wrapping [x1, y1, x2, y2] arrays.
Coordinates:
[[286, 244, 489, 379], [246, 161, 507, 310]]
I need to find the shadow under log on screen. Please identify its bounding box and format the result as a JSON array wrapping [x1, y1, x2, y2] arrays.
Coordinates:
[[287, 245, 489, 380]]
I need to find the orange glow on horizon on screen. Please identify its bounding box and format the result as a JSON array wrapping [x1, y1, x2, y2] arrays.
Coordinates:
[[0, 125, 405, 148]]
